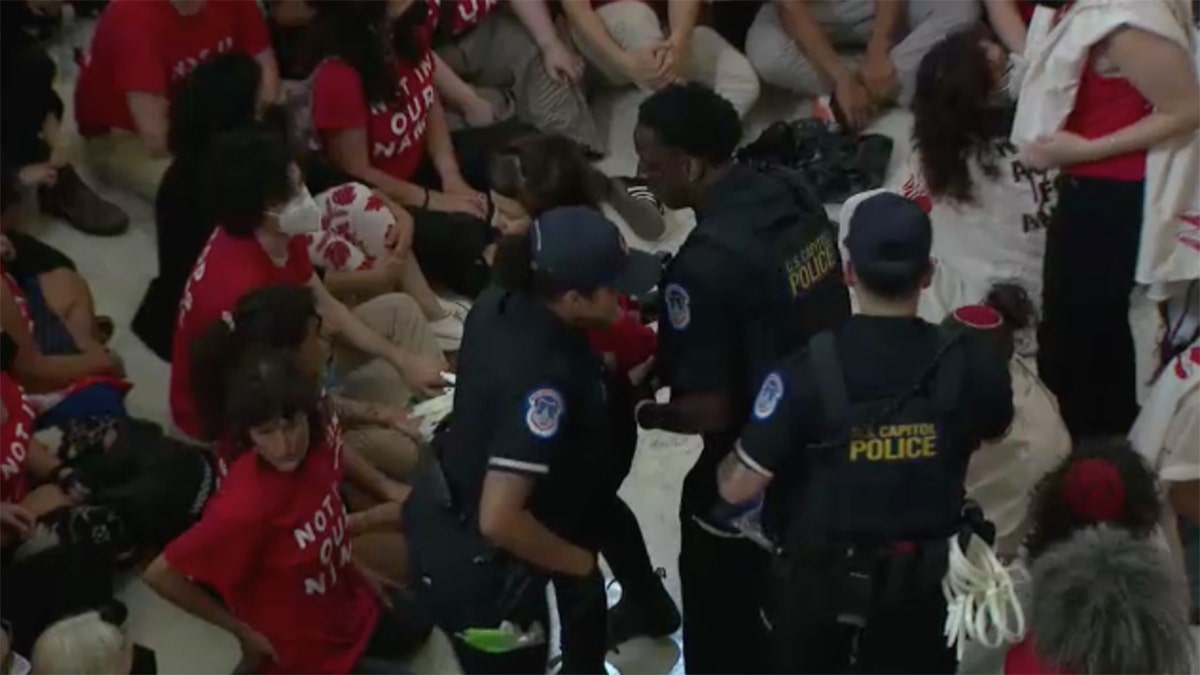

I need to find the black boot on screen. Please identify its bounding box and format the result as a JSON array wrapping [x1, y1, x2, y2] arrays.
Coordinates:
[[606, 573, 681, 647]]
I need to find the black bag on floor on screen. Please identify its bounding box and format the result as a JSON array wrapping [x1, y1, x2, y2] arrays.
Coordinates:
[[736, 119, 893, 204]]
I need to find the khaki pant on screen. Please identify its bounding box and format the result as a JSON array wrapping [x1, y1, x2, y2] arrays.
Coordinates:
[[83, 131, 170, 202], [568, 1, 761, 118], [334, 293, 441, 482], [746, 0, 979, 106], [439, 14, 603, 154]]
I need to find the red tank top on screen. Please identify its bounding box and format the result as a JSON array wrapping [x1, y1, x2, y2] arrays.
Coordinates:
[[1061, 47, 1151, 180]]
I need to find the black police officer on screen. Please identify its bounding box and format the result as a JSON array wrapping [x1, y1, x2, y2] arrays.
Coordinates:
[[715, 192, 1015, 673], [631, 83, 851, 673], [409, 206, 657, 674]]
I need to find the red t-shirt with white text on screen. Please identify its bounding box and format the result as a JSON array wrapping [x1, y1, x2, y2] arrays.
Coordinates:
[[74, 0, 271, 136], [164, 413, 379, 674], [311, 51, 437, 182], [1, 374, 36, 504], [439, 0, 502, 38], [169, 229, 314, 438]]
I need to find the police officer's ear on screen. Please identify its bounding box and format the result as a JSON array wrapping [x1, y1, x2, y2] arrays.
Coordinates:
[[919, 258, 935, 289]]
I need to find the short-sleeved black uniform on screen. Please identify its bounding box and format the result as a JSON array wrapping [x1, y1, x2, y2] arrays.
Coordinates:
[[655, 163, 849, 674], [444, 285, 613, 551], [736, 315, 1013, 673]]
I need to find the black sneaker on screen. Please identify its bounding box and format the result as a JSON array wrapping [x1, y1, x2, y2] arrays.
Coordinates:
[[607, 574, 681, 648], [606, 176, 667, 242]]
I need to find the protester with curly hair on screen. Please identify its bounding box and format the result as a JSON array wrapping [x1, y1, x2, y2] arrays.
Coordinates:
[[906, 29, 1053, 352]]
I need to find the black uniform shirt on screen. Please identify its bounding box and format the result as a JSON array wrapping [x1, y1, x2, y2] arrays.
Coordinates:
[[657, 164, 850, 515], [737, 316, 1013, 500], [444, 286, 611, 548]]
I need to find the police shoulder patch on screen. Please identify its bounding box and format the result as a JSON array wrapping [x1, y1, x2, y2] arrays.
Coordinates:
[[753, 372, 785, 421], [664, 283, 691, 330], [525, 387, 565, 439]]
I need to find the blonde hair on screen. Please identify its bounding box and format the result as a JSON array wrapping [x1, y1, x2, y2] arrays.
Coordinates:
[[31, 612, 128, 675]]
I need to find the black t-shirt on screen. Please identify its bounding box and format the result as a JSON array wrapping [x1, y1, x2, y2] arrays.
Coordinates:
[[443, 286, 612, 549], [739, 316, 1013, 478]]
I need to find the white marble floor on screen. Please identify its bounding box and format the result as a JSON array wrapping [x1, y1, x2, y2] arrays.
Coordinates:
[[26, 54, 920, 672]]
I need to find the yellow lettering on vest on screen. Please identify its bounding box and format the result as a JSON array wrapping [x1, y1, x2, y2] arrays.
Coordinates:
[[867, 438, 886, 461], [921, 436, 937, 458], [850, 439, 869, 461]]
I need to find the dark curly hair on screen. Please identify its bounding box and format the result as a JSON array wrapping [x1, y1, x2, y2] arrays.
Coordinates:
[[190, 285, 320, 443], [200, 127, 296, 237], [637, 82, 742, 164], [219, 347, 323, 463], [912, 28, 1014, 204], [1024, 437, 1162, 561], [309, 0, 432, 106], [490, 133, 606, 217], [167, 51, 262, 158]]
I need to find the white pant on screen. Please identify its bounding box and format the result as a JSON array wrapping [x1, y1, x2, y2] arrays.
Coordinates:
[[568, 0, 761, 117], [746, 0, 980, 105]]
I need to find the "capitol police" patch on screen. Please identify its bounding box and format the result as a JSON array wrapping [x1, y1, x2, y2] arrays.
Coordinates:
[[665, 283, 691, 330], [753, 372, 785, 421], [525, 388, 565, 439]]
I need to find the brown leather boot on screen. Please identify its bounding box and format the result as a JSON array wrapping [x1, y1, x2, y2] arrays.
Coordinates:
[[42, 164, 130, 236]]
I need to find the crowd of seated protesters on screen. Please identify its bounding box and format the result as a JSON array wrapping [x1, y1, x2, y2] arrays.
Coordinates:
[[1, 0, 1198, 672]]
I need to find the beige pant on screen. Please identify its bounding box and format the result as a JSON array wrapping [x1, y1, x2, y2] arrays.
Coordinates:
[[745, 0, 980, 106], [83, 131, 170, 202], [568, 1, 761, 118], [334, 293, 441, 481], [439, 13, 603, 153]]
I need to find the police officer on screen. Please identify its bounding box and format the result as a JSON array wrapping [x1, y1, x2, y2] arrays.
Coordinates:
[[715, 192, 1015, 673], [406, 206, 658, 674], [631, 82, 851, 673]]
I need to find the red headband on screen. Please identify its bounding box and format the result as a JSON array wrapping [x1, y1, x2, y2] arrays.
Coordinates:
[[1062, 458, 1128, 523]]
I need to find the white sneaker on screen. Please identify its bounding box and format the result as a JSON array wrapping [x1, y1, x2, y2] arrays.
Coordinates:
[[429, 313, 464, 352]]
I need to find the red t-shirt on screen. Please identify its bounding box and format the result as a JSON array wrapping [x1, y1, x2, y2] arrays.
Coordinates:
[[74, 0, 271, 136], [311, 48, 437, 182], [1062, 51, 1150, 180], [0, 374, 36, 504], [164, 413, 379, 674], [439, 0, 503, 38], [169, 228, 314, 438]]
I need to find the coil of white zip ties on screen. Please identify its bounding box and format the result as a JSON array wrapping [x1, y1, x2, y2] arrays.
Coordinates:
[[942, 531, 1027, 661]]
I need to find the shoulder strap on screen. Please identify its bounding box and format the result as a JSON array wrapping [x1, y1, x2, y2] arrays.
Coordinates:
[[809, 331, 851, 430], [932, 330, 968, 414]]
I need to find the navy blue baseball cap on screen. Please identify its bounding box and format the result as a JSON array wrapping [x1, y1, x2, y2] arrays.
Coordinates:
[[532, 206, 661, 297], [844, 192, 932, 276]]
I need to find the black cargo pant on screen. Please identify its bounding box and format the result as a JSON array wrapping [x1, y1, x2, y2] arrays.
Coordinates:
[[678, 458, 771, 674]]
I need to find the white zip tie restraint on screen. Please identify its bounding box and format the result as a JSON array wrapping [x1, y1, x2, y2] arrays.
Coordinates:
[[942, 531, 1027, 661]]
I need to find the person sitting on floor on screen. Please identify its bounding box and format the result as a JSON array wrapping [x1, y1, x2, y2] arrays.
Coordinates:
[[744, 0, 979, 130], [168, 127, 446, 447], [0, 164, 125, 409], [309, 0, 536, 300], [73, 0, 281, 201], [432, 0, 602, 155], [0, 0, 128, 236], [145, 348, 431, 674], [904, 28, 1055, 355], [132, 52, 463, 360], [562, 0, 761, 118]]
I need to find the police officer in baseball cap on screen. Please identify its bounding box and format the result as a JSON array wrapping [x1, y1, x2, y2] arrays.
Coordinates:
[[630, 82, 851, 672], [405, 206, 653, 674], [714, 191, 1014, 672]]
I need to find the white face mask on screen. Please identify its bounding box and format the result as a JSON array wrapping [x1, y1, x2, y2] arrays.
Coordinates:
[[272, 188, 322, 236]]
